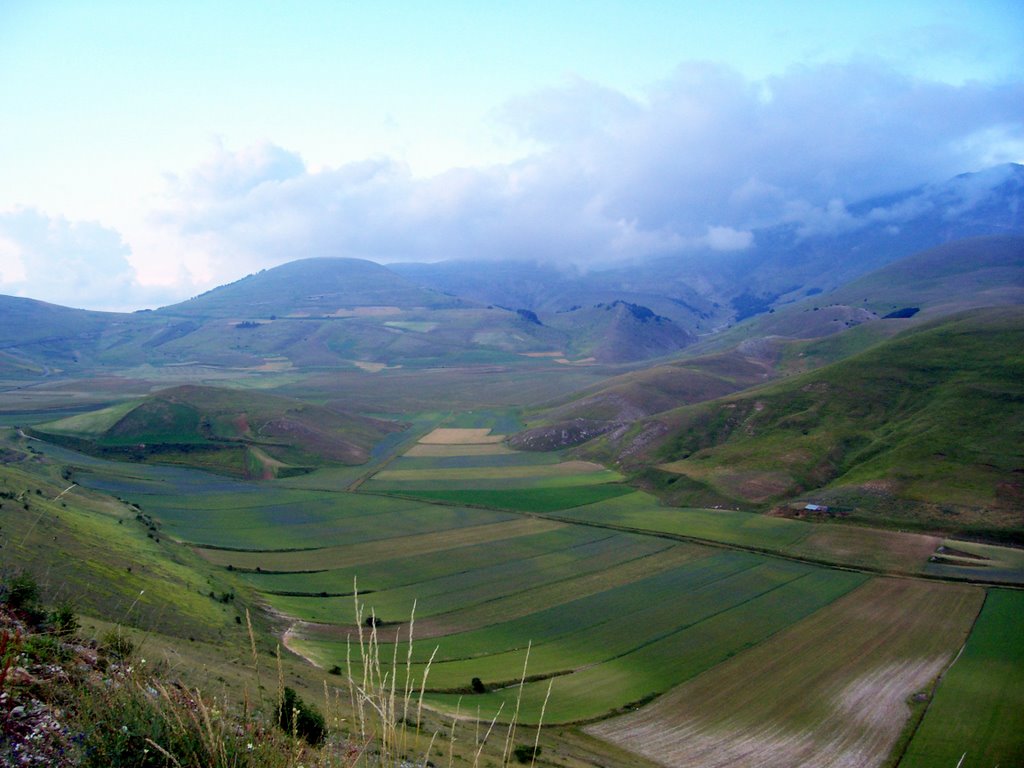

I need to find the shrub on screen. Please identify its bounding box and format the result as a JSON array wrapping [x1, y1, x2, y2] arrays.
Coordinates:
[[49, 600, 79, 637], [514, 744, 542, 763], [4, 571, 40, 611], [275, 686, 326, 746], [471, 676, 486, 693]]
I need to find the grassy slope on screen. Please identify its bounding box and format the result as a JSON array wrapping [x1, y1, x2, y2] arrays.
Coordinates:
[[31, 384, 405, 478], [597, 307, 1024, 536]]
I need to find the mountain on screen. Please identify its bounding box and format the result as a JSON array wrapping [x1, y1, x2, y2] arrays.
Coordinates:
[[393, 164, 1024, 329], [159, 257, 466, 318], [581, 307, 1024, 539], [29, 384, 405, 478]]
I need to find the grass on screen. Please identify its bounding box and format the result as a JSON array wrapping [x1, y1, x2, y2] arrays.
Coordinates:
[[898, 589, 1024, 768], [611, 308, 1024, 535]]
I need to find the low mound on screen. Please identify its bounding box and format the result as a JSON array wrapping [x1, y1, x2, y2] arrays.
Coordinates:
[[31, 384, 405, 478]]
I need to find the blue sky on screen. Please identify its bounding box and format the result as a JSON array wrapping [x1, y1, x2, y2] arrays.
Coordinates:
[[1, 1, 1022, 309]]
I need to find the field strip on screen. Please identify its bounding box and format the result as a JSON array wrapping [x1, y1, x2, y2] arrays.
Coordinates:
[[422, 568, 863, 724], [419, 428, 506, 444], [371, 460, 609, 481], [264, 533, 689, 627], [405, 443, 516, 457], [194, 517, 563, 571], [241, 528, 617, 596], [291, 542, 710, 649], [588, 578, 983, 768]]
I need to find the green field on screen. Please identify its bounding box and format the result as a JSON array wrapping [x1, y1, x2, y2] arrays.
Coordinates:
[[554, 492, 1020, 579], [899, 589, 1024, 768], [14, 403, 1023, 762], [590, 579, 983, 767]]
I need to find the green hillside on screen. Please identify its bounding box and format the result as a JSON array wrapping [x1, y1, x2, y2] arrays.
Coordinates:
[[31, 384, 405, 478], [593, 307, 1024, 538]]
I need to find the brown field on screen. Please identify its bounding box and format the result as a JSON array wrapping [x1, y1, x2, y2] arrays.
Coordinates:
[[418, 427, 507, 444], [789, 526, 942, 574], [589, 578, 983, 768]]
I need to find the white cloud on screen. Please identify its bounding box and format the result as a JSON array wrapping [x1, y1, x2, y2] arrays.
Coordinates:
[[0, 208, 181, 311], [131, 60, 1024, 294], [703, 226, 754, 251]]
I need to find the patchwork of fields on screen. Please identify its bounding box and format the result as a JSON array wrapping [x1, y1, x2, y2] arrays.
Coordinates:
[[40, 415, 1024, 765]]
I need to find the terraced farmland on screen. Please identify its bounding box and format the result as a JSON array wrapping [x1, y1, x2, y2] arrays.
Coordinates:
[[43, 411, 1024, 763], [362, 424, 632, 508]]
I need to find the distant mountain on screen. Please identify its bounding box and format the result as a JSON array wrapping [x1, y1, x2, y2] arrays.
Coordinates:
[[0, 168, 1020, 377], [581, 307, 1024, 540], [0, 295, 121, 371], [393, 164, 1024, 328], [159, 257, 466, 318], [30, 384, 405, 478]]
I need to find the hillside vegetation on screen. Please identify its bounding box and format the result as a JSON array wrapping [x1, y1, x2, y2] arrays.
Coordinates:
[[30, 385, 405, 478], [589, 307, 1024, 538]]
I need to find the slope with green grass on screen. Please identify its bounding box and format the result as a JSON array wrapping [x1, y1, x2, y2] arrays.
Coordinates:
[[594, 307, 1024, 537], [30, 384, 406, 478]]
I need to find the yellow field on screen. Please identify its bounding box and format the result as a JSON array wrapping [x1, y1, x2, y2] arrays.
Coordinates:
[[418, 427, 507, 444]]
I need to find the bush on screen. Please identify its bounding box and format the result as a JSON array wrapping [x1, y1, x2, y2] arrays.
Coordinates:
[[275, 686, 326, 746], [471, 676, 486, 694], [4, 571, 40, 611], [514, 744, 542, 763], [101, 629, 136, 662], [49, 600, 79, 637]]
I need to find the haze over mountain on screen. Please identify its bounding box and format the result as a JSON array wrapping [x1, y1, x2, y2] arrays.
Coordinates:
[[0, 167, 1021, 376]]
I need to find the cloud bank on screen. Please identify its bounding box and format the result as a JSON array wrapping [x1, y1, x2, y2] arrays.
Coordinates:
[[4, 60, 1022, 309], [154, 61, 1021, 286]]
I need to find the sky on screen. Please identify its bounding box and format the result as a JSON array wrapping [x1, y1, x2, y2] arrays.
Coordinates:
[[1, 1, 1022, 311]]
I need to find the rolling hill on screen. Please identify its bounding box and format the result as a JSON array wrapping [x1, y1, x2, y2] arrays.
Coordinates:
[[29, 384, 405, 478], [584, 307, 1024, 539]]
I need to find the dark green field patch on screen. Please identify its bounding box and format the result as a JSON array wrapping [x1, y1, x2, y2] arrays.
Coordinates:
[[378, 484, 634, 512], [900, 589, 1024, 768]]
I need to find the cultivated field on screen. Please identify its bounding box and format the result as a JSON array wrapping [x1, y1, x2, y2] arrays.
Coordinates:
[[27, 409, 1024, 764], [899, 589, 1024, 767], [589, 578, 983, 767]]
